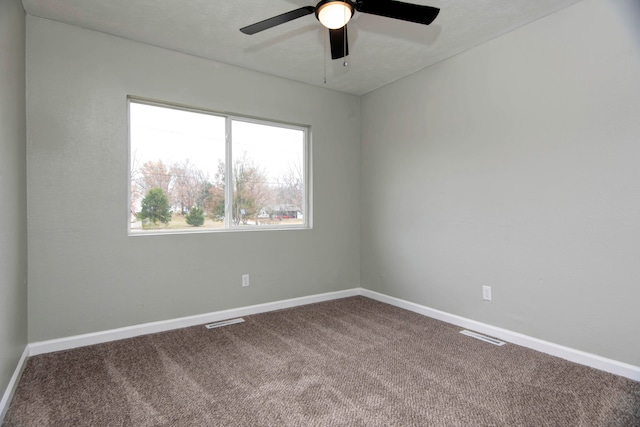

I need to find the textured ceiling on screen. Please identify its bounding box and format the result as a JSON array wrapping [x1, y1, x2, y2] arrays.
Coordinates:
[[21, 0, 583, 95]]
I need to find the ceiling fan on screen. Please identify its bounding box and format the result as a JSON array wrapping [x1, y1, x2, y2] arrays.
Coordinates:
[[240, 0, 440, 60]]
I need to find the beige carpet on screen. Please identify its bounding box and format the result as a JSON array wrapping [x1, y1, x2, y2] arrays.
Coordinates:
[[4, 296, 639, 426]]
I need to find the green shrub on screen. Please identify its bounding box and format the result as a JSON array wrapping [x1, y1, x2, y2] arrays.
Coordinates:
[[138, 188, 171, 225], [185, 206, 205, 227]]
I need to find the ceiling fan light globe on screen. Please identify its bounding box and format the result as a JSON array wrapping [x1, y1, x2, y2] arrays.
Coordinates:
[[317, 1, 353, 29]]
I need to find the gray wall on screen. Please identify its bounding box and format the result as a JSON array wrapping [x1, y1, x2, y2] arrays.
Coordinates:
[[0, 0, 28, 401], [361, 0, 640, 366], [21, 0, 640, 368], [26, 17, 360, 342]]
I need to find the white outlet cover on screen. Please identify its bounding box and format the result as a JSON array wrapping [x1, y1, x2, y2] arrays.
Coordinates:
[[482, 285, 492, 301]]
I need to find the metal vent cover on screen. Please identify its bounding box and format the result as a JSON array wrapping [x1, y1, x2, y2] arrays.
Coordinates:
[[205, 318, 245, 329], [460, 329, 506, 346]]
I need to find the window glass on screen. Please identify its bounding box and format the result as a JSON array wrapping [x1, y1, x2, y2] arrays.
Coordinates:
[[129, 100, 309, 234], [231, 120, 305, 227]]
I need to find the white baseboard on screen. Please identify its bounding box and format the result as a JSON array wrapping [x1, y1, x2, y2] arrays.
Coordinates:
[[360, 289, 640, 382], [23, 287, 640, 383], [28, 288, 360, 356], [0, 346, 29, 423]]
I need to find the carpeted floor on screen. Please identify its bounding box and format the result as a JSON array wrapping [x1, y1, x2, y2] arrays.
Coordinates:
[[4, 296, 640, 426]]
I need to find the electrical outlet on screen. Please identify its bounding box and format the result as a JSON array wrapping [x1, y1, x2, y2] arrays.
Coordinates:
[[242, 274, 250, 287], [482, 285, 492, 301]]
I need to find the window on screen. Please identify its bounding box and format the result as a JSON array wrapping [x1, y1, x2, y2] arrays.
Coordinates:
[[128, 99, 310, 234]]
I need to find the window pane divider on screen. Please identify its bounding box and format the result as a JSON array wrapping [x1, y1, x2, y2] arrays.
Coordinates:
[[224, 117, 233, 229]]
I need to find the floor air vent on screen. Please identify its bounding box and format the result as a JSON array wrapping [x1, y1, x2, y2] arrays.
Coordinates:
[[460, 329, 506, 346], [205, 318, 245, 329]]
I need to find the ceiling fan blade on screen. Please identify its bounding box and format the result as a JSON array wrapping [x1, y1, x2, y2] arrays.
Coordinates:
[[355, 0, 440, 25], [240, 6, 315, 35], [329, 27, 349, 60]]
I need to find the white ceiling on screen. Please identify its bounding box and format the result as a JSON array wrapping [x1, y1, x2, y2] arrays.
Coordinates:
[[21, 0, 583, 96]]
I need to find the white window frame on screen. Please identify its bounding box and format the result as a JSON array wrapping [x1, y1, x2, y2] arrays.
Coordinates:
[[127, 97, 312, 235]]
